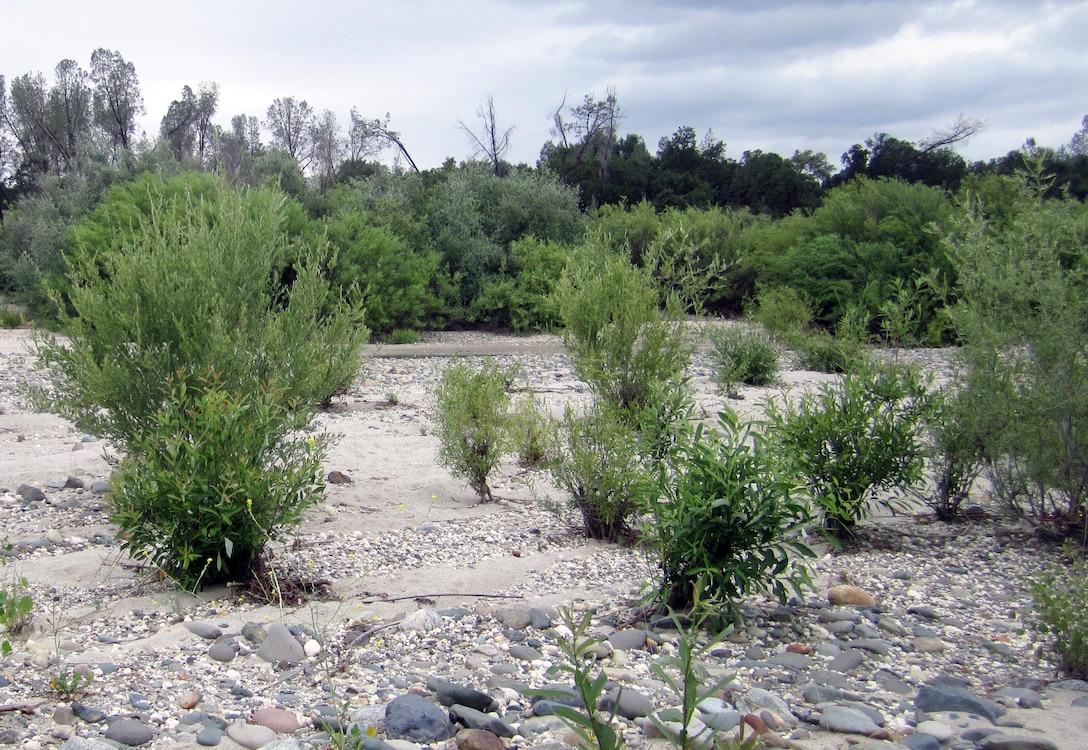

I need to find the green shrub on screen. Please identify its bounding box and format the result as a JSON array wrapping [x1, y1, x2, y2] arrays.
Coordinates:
[[750, 286, 813, 343], [795, 330, 867, 374], [1033, 550, 1088, 678], [946, 173, 1088, 538], [556, 244, 692, 417], [32, 182, 367, 446], [766, 362, 934, 536], [914, 386, 985, 522], [548, 401, 649, 542], [708, 324, 779, 397], [385, 328, 422, 344], [508, 393, 553, 468], [645, 411, 815, 612], [110, 374, 328, 589], [430, 359, 513, 503]]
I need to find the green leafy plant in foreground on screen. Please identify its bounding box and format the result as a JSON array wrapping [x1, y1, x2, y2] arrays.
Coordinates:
[[645, 411, 815, 614], [1032, 548, 1088, 679], [110, 373, 329, 589], [0, 548, 33, 655], [708, 324, 780, 398], [527, 609, 625, 750]]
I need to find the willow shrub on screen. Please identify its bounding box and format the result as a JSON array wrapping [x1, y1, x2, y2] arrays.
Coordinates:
[[32, 184, 367, 586]]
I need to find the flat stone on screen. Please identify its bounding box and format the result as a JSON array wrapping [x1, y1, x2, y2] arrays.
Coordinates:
[[227, 721, 278, 749], [184, 621, 222, 640], [995, 687, 1043, 709], [915, 684, 1005, 723], [802, 685, 862, 704], [196, 725, 224, 746], [849, 639, 892, 655], [901, 732, 940, 750], [827, 649, 866, 672], [16, 484, 46, 503], [608, 629, 647, 651], [915, 719, 956, 741], [600, 687, 655, 719], [979, 737, 1060, 750], [399, 609, 441, 632], [528, 607, 555, 629], [907, 605, 941, 621], [430, 679, 496, 712], [828, 585, 875, 606], [385, 694, 455, 743], [251, 707, 300, 733], [509, 644, 543, 661], [735, 688, 795, 726], [208, 637, 237, 663], [448, 704, 516, 737], [455, 728, 506, 750], [103, 719, 155, 746], [820, 705, 881, 734], [770, 651, 813, 670], [913, 637, 946, 653], [493, 608, 532, 630]]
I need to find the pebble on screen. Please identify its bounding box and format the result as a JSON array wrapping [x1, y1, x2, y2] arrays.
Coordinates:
[[828, 585, 876, 606], [227, 721, 278, 749], [103, 719, 156, 746]]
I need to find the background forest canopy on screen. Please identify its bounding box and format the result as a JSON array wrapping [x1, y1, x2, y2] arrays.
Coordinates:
[[2, 49, 1088, 341]]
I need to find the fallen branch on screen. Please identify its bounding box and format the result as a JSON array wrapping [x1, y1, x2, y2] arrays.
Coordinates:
[[359, 592, 523, 604]]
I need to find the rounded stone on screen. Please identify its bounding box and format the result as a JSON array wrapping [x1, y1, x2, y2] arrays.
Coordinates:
[[828, 585, 876, 606]]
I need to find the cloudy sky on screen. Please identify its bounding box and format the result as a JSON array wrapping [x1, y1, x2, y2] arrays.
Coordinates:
[[4, 0, 1087, 170]]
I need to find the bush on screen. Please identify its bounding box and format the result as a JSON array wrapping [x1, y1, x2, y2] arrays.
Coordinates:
[[750, 286, 813, 343], [430, 359, 514, 502], [0, 551, 32, 655], [548, 401, 649, 542], [1033, 550, 1088, 678], [508, 393, 553, 469], [766, 362, 934, 536], [32, 182, 367, 445], [946, 173, 1088, 539], [914, 386, 985, 522], [555, 244, 692, 417], [708, 324, 779, 397], [110, 374, 329, 588], [795, 330, 867, 374], [645, 411, 815, 612]]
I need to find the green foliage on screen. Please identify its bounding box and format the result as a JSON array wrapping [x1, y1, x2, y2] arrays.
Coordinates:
[[556, 244, 692, 416], [430, 359, 514, 503], [1033, 549, 1088, 678], [749, 286, 813, 343], [645, 411, 815, 612], [49, 667, 94, 699], [508, 393, 553, 469], [385, 328, 421, 345], [708, 324, 779, 398], [527, 609, 626, 750], [323, 211, 441, 336], [794, 330, 867, 375], [32, 180, 367, 446], [549, 401, 649, 542], [110, 374, 329, 588], [469, 236, 573, 331], [946, 172, 1088, 537], [767, 362, 934, 536], [0, 551, 32, 655], [647, 612, 741, 750], [914, 386, 986, 522]]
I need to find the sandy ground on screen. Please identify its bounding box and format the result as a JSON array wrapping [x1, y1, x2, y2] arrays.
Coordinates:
[[1, 328, 1085, 750]]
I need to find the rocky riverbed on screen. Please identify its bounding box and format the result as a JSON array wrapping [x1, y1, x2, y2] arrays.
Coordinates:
[[0, 329, 1082, 750]]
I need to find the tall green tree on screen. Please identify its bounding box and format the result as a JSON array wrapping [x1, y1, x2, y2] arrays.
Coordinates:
[[89, 48, 143, 154]]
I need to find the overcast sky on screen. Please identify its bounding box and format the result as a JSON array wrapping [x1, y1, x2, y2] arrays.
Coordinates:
[[4, 0, 1087, 170]]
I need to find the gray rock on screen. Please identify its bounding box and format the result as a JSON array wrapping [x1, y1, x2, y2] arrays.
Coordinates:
[[915, 720, 955, 741], [104, 719, 155, 746], [979, 737, 1060, 750], [825, 621, 855, 634], [196, 725, 224, 746], [88, 480, 111, 494], [819, 705, 881, 734], [184, 621, 223, 640], [208, 637, 237, 663], [849, 639, 892, 655], [1071, 694, 1088, 707], [1050, 679, 1088, 692], [698, 708, 740, 732], [399, 609, 441, 632], [256, 623, 305, 663], [874, 670, 913, 695], [493, 607, 532, 630], [448, 704, 516, 737], [901, 732, 940, 750], [907, 605, 941, 621], [600, 687, 655, 719], [915, 684, 1005, 723], [16, 484, 46, 502], [770, 651, 813, 670], [877, 616, 909, 637], [995, 687, 1043, 708], [827, 649, 866, 672], [70, 703, 107, 723], [508, 644, 543, 661], [528, 607, 556, 629], [802, 685, 862, 704], [429, 678, 496, 712], [241, 622, 267, 645], [384, 694, 455, 742], [608, 628, 647, 651], [260, 741, 307, 750], [59, 740, 116, 750], [818, 610, 860, 623]]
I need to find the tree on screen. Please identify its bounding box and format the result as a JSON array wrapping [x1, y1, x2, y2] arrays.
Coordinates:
[[192, 82, 218, 160], [459, 94, 513, 177], [651, 126, 733, 209], [210, 114, 262, 184], [309, 108, 343, 192], [546, 88, 623, 202], [46, 59, 94, 170], [160, 85, 197, 161], [89, 48, 143, 154], [1069, 115, 1088, 156], [265, 96, 314, 169], [919, 114, 987, 152]]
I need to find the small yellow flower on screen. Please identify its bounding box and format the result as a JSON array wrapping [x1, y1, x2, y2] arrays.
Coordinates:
[[246, 498, 253, 508], [398, 503, 406, 510], [307, 437, 316, 446]]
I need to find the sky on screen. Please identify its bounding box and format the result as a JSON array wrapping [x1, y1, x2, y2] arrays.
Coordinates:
[[4, 0, 1088, 171]]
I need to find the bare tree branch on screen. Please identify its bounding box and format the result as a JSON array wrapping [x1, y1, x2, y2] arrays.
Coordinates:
[[919, 114, 988, 152]]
